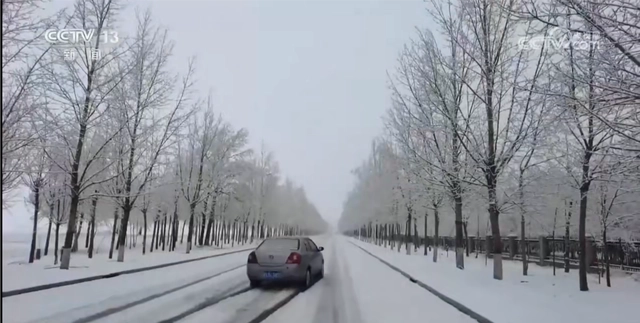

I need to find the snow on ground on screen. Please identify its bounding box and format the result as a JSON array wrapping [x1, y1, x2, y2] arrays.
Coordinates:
[[264, 235, 363, 323], [103, 269, 250, 323], [266, 235, 475, 323], [182, 287, 295, 323], [341, 236, 476, 323], [2, 231, 258, 291], [350, 237, 640, 323], [1, 251, 251, 323]]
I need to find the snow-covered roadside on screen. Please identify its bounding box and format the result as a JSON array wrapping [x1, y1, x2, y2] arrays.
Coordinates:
[[1, 252, 251, 323], [2, 237, 258, 291], [342, 236, 477, 323], [350, 237, 640, 323]]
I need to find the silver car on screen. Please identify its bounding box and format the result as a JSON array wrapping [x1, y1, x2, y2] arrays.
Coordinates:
[[246, 237, 324, 289]]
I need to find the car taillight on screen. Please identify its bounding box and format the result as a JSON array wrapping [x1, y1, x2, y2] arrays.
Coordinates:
[[286, 252, 301, 264], [248, 252, 257, 264]]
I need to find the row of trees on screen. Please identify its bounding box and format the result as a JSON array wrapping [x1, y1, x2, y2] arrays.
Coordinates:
[[2, 0, 326, 269], [339, 0, 639, 291]]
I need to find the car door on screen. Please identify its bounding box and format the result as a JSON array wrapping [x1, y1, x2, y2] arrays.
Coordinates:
[[301, 239, 315, 271], [306, 238, 321, 273]]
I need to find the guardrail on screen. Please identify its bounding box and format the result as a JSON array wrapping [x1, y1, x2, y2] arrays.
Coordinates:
[[345, 228, 640, 273]]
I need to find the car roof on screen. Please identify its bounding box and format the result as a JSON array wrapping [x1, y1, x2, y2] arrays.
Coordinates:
[[264, 236, 309, 240]]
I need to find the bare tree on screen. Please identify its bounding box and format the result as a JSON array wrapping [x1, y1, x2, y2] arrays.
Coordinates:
[[111, 9, 195, 262], [443, 0, 551, 280], [23, 146, 48, 263], [34, 0, 133, 269], [179, 103, 219, 253], [525, 0, 640, 151], [1, 0, 61, 206], [387, 23, 475, 269]]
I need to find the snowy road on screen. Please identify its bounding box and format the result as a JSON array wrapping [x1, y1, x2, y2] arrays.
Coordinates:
[[3, 235, 481, 323]]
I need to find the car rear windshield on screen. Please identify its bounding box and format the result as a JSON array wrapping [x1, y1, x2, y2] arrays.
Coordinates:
[[258, 239, 299, 251]]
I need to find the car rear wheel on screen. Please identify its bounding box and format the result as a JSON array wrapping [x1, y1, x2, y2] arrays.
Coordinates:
[[250, 280, 261, 288], [318, 265, 324, 279], [300, 268, 312, 291]]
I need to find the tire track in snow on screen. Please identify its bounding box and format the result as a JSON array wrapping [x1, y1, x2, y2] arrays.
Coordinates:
[[331, 237, 365, 323], [175, 286, 299, 323], [311, 238, 341, 323], [25, 263, 246, 323], [157, 283, 254, 323], [76, 264, 246, 323]]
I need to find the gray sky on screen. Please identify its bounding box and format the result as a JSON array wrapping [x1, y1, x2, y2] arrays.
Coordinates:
[[3, 0, 431, 231], [147, 0, 428, 225]]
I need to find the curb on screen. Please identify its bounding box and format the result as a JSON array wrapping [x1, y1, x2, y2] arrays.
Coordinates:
[[2, 247, 254, 298], [348, 240, 494, 323]]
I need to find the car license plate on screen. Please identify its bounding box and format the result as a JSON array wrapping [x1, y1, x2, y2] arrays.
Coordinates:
[[263, 271, 280, 279]]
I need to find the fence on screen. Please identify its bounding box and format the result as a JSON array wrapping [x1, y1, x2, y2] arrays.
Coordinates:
[[348, 228, 640, 272]]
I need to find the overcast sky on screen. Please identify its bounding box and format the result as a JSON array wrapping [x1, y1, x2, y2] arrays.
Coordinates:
[[3, 0, 433, 232]]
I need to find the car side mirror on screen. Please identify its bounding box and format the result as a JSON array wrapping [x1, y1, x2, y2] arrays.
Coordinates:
[[318, 246, 324, 251]]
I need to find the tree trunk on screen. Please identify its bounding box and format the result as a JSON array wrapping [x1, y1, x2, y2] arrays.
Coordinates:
[[198, 195, 211, 246], [488, 180, 503, 280], [390, 223, 394, 249], [396, 222, 402, 252], [406, 210, 412, 255], [463, 221, 469, 257], [61, 120, 89, 270], [186, 203, 196, 253], [171, 214, 178, 251], [552, 226, 556, 276], [150, 219, 158, 252], [564, 201, 572, 273], [413, 220, 419, 252], [129, 222, 134, 249], [454, 190, 464, 269], [109, 208, 118, 259], [604, 232, 610, 287], [423, 214, 428, 255], [181, 220, 186, 244], [54, 223, 60, 265], [169, 216, 175, 252], [44, 211, 53, 256], [244, 220, 249, 244], [85, 220, 91, 248], [142, 208, 148, 255], [521, 215, 528, 276], [476, 213, 480, 259], [116, 206, 132, 262], [72, 213, 84, 253], [88, 195, 97, 258], [29, 183, 41, 264], [162, 212, 168, 251], [433, 205, 440, 262], [205, 208, 215, 246], [251, 219, 256, 244], [578, 182, 590, 291], [231, 221, 236, 247]]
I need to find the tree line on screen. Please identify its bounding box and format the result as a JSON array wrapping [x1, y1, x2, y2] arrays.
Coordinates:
[[2, 0, 327, 269], [338, 0, 639, 292]]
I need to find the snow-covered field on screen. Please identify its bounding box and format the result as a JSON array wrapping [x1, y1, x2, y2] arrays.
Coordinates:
[[2, 231, 258, 291], [349, 237, 640, 323]]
